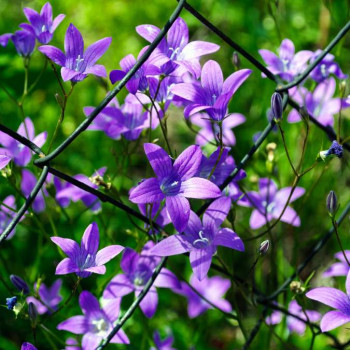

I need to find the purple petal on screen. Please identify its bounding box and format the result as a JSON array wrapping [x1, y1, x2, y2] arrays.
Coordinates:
[[110, 69, 126, 84], [167, 18, 188, 51], [213, 228, 245, 251], [52, 14, 66, 32], [259, 49, 282, 70], [85, 64, 107, 77], [171, 83, 206, 104], [136, 24, 160, 43], [81, 222, 99, 255], [55, 258, 80, 275], [64, 23, 84, 60], [61, 67, 80, 81], [83, 37, 112, 67], [23, 7, 40, 26], [38, 45, 65, 66], [26, 296, 47, 315], [103, 274, 134, 298], [275, 206, 300, 227], [82, 334, 102, 349], [222, 69, 252, 95], [185, 211, 202, 238], [279, 39, 295, 61], [110, 329, 130, 344], [275, 187, 305, 205], [203, 196, 231, 229], [154, 268, 181, 289], [323, 262, 349, 278], [138, 287, 158, 318], [57, 315, 87, 334], [120, 248, 139, 275], [182, 41, 220, 60], [144, 143, 172, 179], [51, 237, 80, 259], [83, 265, 106, 274], [21, 343, 37, 350], [166, 195, 190, 233], [201, 60, 223, 97], [181, 178, 221, 199], [346, 270, 350, 297], [151, 234, 191, 256], [174, 145, 203, 181], [129, 177, 164, 203], [190, 249, 213, 281], [249, 209, 268, 230], [79, 290, 100, 315], [0, 155, 11, 169], [306, 287, 350, 312], [32, 131, 47, 148], [102, 298, 121, 322], [321, 310, 350, 332], [95, 245, 124, 266]]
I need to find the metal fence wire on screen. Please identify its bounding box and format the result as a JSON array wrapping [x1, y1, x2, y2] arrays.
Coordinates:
[[1, 0, 350, 349]]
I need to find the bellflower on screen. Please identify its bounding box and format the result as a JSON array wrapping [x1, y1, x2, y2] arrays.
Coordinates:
[[151, 330, 176, 350], [55, 168, 106, 212], [171, 60, 251, 121], [0, 30, 36, 57], [259, 39, 313, 81], [103, 242, 180, 318], [38, 23, 111, 82], [310, 50, 347, 83], [288, 78, 348, 127], [306, 271, 350, 332], [190, 112, 246, 146], [0, 117, 47, 167], [51, 222, 124, 278], [57, 291, 129, 348], [0, 195, 17, 239], [177, 274, 232, 318], [239, 178, 305, 230], [323, 251, 350, 278], [266, 300, 320, 334], [129, 143, 221, 233], [20, 2, 65, 44], [26, 279, 62, 314], [151, 197, 244, 280], [136, 17, 219, 77]]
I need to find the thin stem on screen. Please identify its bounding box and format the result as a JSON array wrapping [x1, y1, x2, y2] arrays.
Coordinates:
[[332, 218, 350, 267], [278, 123, 298, 176]]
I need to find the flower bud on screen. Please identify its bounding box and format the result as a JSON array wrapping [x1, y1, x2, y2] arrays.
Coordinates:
[[28, 302, 38, 327], [290, 280, 305, 294], [232, 52, 241, 69], [259, 240, 270, 255], [318, 140, 343, 161], [6, 296, 17, 310], [326, 191, 338, 216], [271, 92, 283, 121], [10, 275, 29, 295]]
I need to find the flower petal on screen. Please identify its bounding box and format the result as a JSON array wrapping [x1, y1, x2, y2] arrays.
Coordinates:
[[95, 245, 124, 266], [213, 228, 245, 251], [182, 41, 220, 60], [51, 237, 80, 260], [57, 315, 87, 334], [166, 195, 190, 233], [55, 258, 79, 275], [81, 222, 99, 255], [154, 268, 181, 289], [83, 37, 112, 67], [320, 310, 350, 332], [129, 178, 164, 203], [306, 287, 350, 312], [203, 196, 231, 229], [151, 234, 191, 256], [181, 178, 221, 199], [190, 249, 213, 281], [38, 45, 65, 66], [201, 60, 223, 97], [103, 274, 134, 298], [84, 64, 107, 77], [222, 69, 252, 95], [144, 143, 172, 179], [79, 290, 100, 315], [136, 24, 160, 43], [64, 23, 84, 60], [138, 287, 158, 318]]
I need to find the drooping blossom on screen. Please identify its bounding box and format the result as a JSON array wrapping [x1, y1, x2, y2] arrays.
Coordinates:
[[266, 300, 320, 334], [238, 178, 305, 229], [38, 23, 111, 82], [20, 2, 65, 44], [151, 330, 176, 350], [0, 195, 17, 239], [21, 343, 37, 350], [129, 143, 221, 233], [259, 39, 313, 81], [171, 60, 251, 121], [26, 279, 62, 314], [136, 17, 219, 77], [57, 291, 129, 349], [323, 251, 350, 278], [55, 168, 106, 212], [190, 112, 245, 146], [0, 30, 36, 57], [309, 50, 347, 83], [288, 78, 349, 127], [176, 274, 232, 318], [51, 222, 124, 278], [306, 271, 350, 332], [103, 242, 180, 318], [0, 117, 47, 167], [151, 197, 244, 280]]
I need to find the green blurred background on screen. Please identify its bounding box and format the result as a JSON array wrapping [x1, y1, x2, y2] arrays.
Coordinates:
[[0, 0, 350, 349]]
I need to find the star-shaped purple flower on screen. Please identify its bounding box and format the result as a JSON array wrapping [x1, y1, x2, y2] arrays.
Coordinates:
[[26, 279, 62, 314], [51, 222, 124, 278], [171, 60, 251, 121], [0, 117, 47, 167], [151, 197, 244, 280], [306, 271, 350, 332], [259, 38, 313, 81], [20, 2, 65, 44], [177, 274, 232, 318], [238, 178, 305, 230], [323, 250, 350, 278], [129, 143, 221, 233], [57, 291, 129, 348], [103, 241, 180, 318], [137, 17, 219, 77], [38, 23, 111, 82]]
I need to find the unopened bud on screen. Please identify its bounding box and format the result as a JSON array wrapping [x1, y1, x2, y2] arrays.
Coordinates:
[[6, 296, 17, 310], [28, 302, 38, 326], [232, 52, 241, 69], [259, 240, 270, 255], [271, 92, 283, 121], [340, 81, 347, 96], [10, 275, 29, 295], [290, 281, 305, 294], [326, 191, 338, 216]]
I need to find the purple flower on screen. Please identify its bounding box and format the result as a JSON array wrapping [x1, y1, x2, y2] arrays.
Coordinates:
[[26, 279, 62, 314], [6, 296, 17, 310], [0, 154, 11, 170], [151, 197, 244, 280], [21, 343, 37, 350], [177, 274, 232, 318], [306, 271, 350, 332], [310, 50, 347, 83], [259, 39, 313, 81], [171, 60, 251, 121], [20, 2, 65, 44], [0, 30, 36, 57], [65, 338, 80, 350], [238, 178, 305, 229], [55, 168, 106, 212], [0, 117, 47, 167], [10, 274, 29, 295], [136, 17, 219, 77], [38, 23, 111, 82], [319, 140, 343, 160], [129, 143, 221, 233], [151, 330, 176, 350], [266, 300, 320, 334], [190, 112, 246, 146], [0, 195, 17, 239], [288, 78, 348, 127], [103, 241, 180, 318], [57, 291, 129, 348], [323, 251, 350, 278], [51, 222, 124, 278]]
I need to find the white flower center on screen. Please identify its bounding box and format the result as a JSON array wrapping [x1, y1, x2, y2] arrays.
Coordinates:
[[75, 55, 84, 72]]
